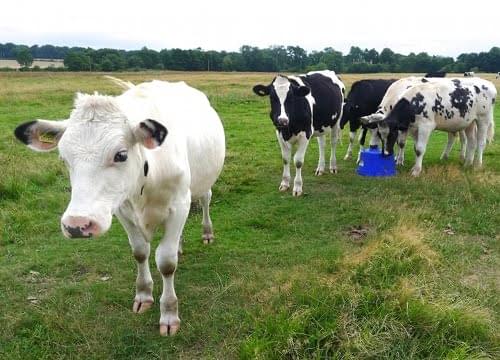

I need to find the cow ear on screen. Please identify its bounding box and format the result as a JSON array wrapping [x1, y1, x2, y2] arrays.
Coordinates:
[[134, 119, 168, 149], [294, 86, 310, 97], [14, 119, 67, 152], [253, 84, 270, 96]]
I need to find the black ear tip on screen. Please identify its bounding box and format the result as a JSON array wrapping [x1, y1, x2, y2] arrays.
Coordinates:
[[252, 85, 268, 96], [144, 119, 168, 146], [14, 120, 37, 144]]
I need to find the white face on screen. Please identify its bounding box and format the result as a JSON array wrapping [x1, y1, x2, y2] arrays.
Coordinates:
[[58, 119, 142, 236], [14, 93, 167, 239], [273, 76, 291, 122]]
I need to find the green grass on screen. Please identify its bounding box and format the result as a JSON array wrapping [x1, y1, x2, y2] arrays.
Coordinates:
[[1, 72, 499, 359]]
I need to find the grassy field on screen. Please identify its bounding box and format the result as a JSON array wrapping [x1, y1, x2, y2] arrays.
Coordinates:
[[0, 71, 499, 359]]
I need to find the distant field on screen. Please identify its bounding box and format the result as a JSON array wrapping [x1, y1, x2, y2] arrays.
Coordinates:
[[0, 71, 499, 359], [0, 59, 64, 69]]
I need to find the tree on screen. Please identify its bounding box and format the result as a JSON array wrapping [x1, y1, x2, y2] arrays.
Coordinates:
[[64, 51, 91, 71], [16, 47, 33, 68]]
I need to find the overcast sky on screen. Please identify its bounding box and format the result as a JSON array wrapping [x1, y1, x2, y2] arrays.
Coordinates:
[[2, 0, 499, 57]]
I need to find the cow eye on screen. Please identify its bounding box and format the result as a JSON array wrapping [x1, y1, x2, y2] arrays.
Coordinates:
[[114, 150, 128, 162]]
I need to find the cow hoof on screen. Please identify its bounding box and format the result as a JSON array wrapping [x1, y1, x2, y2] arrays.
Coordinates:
[[410, 167, 421, 177], [440, 154, 448, 161], [292, 190, 303, 197], [315, 168, 324, 176], [159, 322, 180, 336], [202, 233, 214, 244], [344, 154, 352, 161], [396, 160, 404, 166], [133, 300, 153, 314], [279, 184, 289, 192], [329, 168, 338, 174]]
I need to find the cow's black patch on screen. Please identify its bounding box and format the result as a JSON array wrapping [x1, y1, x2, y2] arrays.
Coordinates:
[[481, 85, 488, 91], [14, 120, 37, 144], [474, 85, 480, 94], [449, 84, 472, 118], [410, 93, 426, 115], [140, 185, 144, 196], [452, 79, 461, 87], [421, 78, 429, 83], [432, 93, 444, 114], [144, 161, 149, 177], [414, 146, 422, 157], [295, 160, 303, 168]]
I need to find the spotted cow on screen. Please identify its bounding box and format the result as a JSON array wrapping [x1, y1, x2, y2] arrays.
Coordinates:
[[339, 79, 397, 161], [253, 70, 345, 196], [367, 78, 496, 176]]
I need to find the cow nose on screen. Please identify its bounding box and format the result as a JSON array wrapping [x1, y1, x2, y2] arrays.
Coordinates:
[[277, 117, 289, 126], [61, 216, 100, 238]]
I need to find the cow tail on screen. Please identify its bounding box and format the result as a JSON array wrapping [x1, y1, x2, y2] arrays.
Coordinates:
[[487, 116, 495, 144]]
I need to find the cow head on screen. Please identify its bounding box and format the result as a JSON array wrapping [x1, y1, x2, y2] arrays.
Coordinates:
[[253, 75, 311, 128], [14, 93, 167, 239], [363, 98, 414, 156]]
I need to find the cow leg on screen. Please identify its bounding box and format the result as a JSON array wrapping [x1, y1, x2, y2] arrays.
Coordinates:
[[395, 131, 408, 166], [464, 123, 477, 167], [293, 134, 309, 196], [357, 127, 368, 164], [368, 127, 380, 148], [329, 125, 339, 173], [344, 130, 356, 160], [116, 210, 154, 314], [157, 194, 190, 336], [475, 117, 489, 168], [200, 189, 214, 244], [276, 131, 291, 192], [411, 126, 433, 177], [458, 130, 467, 162], [315, 134, 326, 175]]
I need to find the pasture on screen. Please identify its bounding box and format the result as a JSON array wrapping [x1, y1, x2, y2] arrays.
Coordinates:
[[0, 71, 499, 359]]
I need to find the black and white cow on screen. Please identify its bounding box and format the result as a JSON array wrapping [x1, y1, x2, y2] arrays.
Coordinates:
[[253, 70, 345, 196], [370, 78, 496, 176], [339, 79, 397, 161], [14, 77, 226, 336], [496, 72, 500, 79], [464, 71, 475, 77], [425, 71, 446, 78]]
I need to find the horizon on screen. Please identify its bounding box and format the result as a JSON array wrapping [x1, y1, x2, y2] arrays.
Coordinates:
[[2, 0, 499, 59]]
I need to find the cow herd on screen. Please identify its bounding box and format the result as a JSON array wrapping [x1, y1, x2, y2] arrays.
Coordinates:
[[254, 72, 496, 192], [12, 71, 498, 336]]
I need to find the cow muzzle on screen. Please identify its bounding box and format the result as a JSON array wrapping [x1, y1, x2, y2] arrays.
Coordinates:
[[277, 116, 289, 127], [61, 216, 102, 238]]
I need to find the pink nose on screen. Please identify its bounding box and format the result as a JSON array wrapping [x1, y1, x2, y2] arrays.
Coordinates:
[[61, 216, 101, 238]]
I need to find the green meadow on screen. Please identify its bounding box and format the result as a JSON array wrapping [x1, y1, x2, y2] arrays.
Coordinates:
[[0, 72, 499, 359]]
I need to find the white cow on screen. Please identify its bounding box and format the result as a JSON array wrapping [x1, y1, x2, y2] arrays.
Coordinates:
[[367, 78, 496, 176], [14, 77, 225, 336]]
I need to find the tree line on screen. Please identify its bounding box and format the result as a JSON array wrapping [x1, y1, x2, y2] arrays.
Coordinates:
[[1, 42, 499, 73]]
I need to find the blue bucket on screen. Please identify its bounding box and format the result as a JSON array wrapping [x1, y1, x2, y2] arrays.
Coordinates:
[[357, 147, 396, 177]]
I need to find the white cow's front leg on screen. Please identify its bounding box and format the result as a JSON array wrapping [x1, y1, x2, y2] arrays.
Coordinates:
[[440, 132, 456, 160], [315, 134, 326, 175], [329, 125, 339, 173], [293, 134, 310, 196], [200, 189, 214, 244], [344, 130, 356, 160], [156, 194, 190, 336], [276, 131, 291, 192], [116, 209, 154, 314], [396, 131, 408, 166], [411, 126, 433, 177]]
